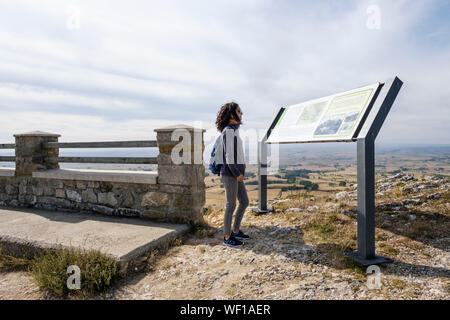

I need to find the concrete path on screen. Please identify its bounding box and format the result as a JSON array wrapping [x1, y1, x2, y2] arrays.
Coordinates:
[[0, 207, 190, 264]]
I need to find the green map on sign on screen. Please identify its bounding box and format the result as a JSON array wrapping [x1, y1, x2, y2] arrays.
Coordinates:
[[296, 101, 327, 126], [313, 88, 373, 137]]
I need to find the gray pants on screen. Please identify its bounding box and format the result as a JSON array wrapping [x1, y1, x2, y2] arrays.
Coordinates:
[[221, 175, 249, 236]]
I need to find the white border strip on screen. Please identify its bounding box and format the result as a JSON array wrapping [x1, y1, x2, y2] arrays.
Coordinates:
[[32, 169, 158, 184]]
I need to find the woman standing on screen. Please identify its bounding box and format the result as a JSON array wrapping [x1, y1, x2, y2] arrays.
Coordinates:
[[215, 102, 250, 247]]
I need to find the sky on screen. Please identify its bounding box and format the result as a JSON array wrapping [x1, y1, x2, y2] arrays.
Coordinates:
[[0, 0, 449, 150]]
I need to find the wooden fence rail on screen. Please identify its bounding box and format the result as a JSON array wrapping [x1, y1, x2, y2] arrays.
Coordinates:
[[0, 140, 158, 164], [0, 144, 15, 149], [58, 157, 157, 164], [43, 140, 157, 149], [0, 156, 14, 162]]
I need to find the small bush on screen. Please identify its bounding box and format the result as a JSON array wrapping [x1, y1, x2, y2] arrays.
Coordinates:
[[29, 247, 123, 297], [391, 278, 406, 289], [281, 185, 303, 192], [378, 244, 399, 257], [308, 219, 337, 237]]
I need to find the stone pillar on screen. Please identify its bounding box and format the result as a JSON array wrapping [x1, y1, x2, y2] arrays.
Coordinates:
[[14, 131, 61, 176], [154, 124, 205, 224]]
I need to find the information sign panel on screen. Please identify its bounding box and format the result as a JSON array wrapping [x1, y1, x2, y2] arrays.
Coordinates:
[[267, 83, 381, 143]]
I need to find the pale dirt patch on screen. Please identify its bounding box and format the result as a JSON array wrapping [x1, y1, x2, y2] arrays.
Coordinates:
[[0, 271, 44, 300]]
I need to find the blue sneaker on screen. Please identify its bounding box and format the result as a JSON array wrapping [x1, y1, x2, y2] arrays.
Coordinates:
[[223, 235, 243, 247], [231, 230, 250, 241]]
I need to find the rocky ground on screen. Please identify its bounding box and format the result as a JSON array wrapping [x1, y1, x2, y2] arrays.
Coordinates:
[[1, 173, 449, 300]]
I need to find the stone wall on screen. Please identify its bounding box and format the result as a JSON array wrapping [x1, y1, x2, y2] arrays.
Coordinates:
[[0, 176, 154, 217], [0, 125, 206, 224]]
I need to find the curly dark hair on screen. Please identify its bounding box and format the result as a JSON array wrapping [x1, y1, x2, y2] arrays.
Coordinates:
[[215, 102, 241, 132]]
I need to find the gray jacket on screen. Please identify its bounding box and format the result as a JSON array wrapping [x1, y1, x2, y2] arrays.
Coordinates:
[[220, 123, 246, 178]]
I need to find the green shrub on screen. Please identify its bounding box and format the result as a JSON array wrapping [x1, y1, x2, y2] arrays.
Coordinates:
[[298, 180, 319, 191], [284, 169, 312, 181], [281, 185, 303, 192], [30, 247, 123, 297], [299, 180, 312, 188]]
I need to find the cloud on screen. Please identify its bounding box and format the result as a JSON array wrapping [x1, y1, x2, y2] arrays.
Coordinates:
[[0, 0, 448, 145]]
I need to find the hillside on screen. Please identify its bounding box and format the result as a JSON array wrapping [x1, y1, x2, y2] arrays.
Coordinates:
[[110, 172, 449, 299], [3, 172, 448, 300]]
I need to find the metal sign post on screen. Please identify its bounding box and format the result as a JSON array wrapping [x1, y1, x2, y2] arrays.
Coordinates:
[[256, 108, 285, 214], [257, 139, 269, 213], [259, 77, 403, 266], [346, 77, 403, 265]]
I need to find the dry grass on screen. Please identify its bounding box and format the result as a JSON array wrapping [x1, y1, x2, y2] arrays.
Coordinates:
[[442, 279, 450, 295], [192, 207, 219, 238], [377, 243, 400, 257], [0, 246, 30, 272], [391, 278, 407, 290], [145, 236, 184, 272], [298, 211, 366, 275]]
